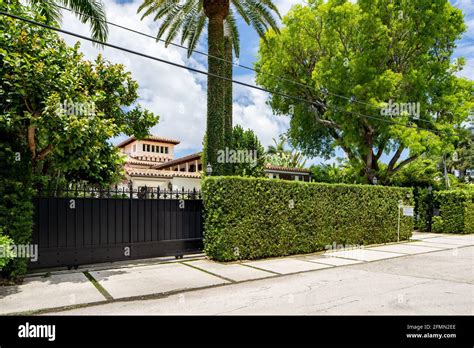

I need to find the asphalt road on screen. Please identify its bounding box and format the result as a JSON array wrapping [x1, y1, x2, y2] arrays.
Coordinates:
[[51, 246, 474, 315]]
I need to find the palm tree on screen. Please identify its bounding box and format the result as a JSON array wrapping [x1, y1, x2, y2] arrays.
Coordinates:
[[267, 135, 286, 155], [138, 0, 280, 175], [26, 0, 108, 42], [266, 135, 307, 169]]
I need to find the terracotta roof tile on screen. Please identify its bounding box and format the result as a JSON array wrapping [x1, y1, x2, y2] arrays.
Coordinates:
[[264, 163, 311, 174], [153, 152, 201, 169], [117, 135, 180, 148], [125, 167, 201, 179]]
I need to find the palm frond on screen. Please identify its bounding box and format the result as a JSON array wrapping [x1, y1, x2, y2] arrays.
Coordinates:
[[164, 0, 197, 47], [60, 0, 108, 42], [240, 0, 268, 39], [155, 3, 186, 41], [27, 0, 62, 24], [138, 0, 280, 58], [246, 0, 280, 34], [187, 13, 206, 57], [137, 0, 160, 17], [224, 8, 240, 58], [231, 0, 251, 25]]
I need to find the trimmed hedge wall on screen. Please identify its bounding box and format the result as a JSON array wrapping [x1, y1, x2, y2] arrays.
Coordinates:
[[465, 202, 474, 234], [413, 187, 436, 231], [432, 190, 474, 234], [202, 177, 414, 261]]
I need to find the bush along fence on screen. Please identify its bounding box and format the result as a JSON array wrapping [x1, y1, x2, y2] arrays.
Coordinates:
[[413, 187, 434, 232], [202, 177, 414, 261], [431, 189, 474, 234]]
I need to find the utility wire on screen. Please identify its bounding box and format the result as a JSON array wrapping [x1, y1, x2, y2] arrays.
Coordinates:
[[51, 2, 423, 115], [0, 10, 464, 136], [53, 2, 472, 127]]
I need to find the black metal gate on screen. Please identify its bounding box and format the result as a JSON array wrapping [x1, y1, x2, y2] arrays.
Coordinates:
[[30, 186, 203, 269]]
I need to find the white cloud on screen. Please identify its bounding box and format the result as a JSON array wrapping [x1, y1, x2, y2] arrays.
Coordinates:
[[232, 74, 290, 147], [273, 0, 305, 17]]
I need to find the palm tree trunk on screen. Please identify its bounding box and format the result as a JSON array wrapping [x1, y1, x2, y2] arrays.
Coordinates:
[[205, 12, 226, 175], [223, 33, 233, 174]]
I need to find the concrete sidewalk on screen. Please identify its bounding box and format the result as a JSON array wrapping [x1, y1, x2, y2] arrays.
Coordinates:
[[1, 232, 473, 315]]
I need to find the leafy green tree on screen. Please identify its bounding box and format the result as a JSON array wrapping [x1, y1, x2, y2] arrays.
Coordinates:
[[311, 162, 362, 184], [1, 4, 158, 181], [256, 0, 474, 184], [137, 0, 280, 175], [228, 125, 265, 177], [0, 3, 158, 278], [389, 156, 445, 188], [448, 130, 473, 182]]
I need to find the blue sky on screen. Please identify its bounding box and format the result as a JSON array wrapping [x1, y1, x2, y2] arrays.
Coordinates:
[[59, 0, 474, 163]]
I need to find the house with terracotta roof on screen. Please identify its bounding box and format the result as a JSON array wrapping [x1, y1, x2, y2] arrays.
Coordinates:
[[117, 135, 311, 190]]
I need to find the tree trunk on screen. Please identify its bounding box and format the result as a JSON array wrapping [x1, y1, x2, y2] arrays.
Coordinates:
[[204, 0, 228, 176], [223, 33, 233, 174]]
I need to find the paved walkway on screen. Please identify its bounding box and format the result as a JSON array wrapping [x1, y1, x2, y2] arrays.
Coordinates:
[[0, 232, 472, 315]]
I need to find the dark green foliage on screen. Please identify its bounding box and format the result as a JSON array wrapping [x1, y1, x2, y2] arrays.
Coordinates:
[[413, 187, 434, 231], [202, 177, 414, 261], [227, 125, 265, 177], [464, 202, 474, 233], [0, 2, 157, 279], [223, 36, 233, 175], [205, 16, 225, 176], [310, 162, 364, 184], [0, 129, 34, 279], [432, 189, 474, 234]]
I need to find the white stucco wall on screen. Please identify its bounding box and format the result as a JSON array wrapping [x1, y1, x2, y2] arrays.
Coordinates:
[[170, 177, 201, 191], [118, 176, 201, 191]]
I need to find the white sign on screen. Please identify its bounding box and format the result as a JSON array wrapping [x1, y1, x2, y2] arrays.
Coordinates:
[[402, 206, 414, 217]]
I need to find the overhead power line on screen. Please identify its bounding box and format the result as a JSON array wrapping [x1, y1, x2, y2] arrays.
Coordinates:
[[52, 2, 433, 117], [0, 10, 465, 137], [44, 2, 473, 128]]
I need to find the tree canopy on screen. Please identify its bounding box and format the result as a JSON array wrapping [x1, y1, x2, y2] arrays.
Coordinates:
[[228, 125, 266, 177], [256, 0, 474, 184]]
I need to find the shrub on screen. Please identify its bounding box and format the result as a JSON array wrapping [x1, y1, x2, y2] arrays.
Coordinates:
[[431, 216, 443, 233], [202, 177, 414, 261], [432, 189, 474, 234], [0, 130, 35, 280], [0, 232, 14, 270], [464, 202, 474, 233], [413, 187, 433, 231]]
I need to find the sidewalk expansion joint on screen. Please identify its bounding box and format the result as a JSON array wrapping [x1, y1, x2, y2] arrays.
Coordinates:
[[238, 263, 281, 275], [180, 261, 236, 283], [83, 271, 114, 301]]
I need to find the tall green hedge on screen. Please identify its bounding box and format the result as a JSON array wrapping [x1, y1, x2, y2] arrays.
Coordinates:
[[413, 187, 432, 231], [464, 202, 474, 234], [432, 189, 474, 234], [0, 129, 35, 280], [202, 177, 414, 261]]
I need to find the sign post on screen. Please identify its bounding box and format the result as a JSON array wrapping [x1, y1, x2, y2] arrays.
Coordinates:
[[397, 200, 402, 242], [398, 202, 414, 242]]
